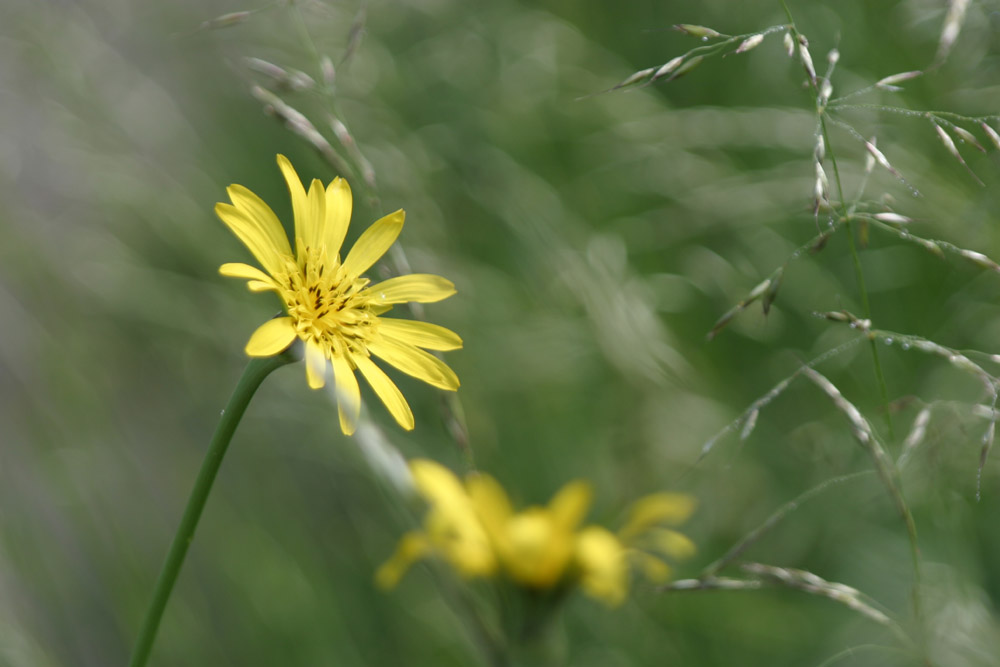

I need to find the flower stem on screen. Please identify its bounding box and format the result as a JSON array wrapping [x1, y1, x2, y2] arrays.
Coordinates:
[[128, 352, 294, 667]]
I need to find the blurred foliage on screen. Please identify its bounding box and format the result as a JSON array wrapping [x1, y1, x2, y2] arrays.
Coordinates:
[[2, 0, 1000, 665]]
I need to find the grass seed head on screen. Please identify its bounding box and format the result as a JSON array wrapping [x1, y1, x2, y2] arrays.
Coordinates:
[[674, 24, 721, 40], [735, 34, 765, 54], [953, 126, 986, 152], [872, 212, 911, 224], [199, 11, 250, 31], [783, 32, 795, 57], [654, 56, 685, 81], [798, 42, 817, 85], [876, 71, 922, 89], [981, 122, 1000, 151]]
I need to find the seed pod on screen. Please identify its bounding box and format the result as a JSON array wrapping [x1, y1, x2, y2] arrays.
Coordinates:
[[761, 267, 783, 316], [798, 42, 817, 85], [199, 11, 250, 30], [674, 24, 721, 39], [864, 140, 901, 178], [935, 124, 985, 186], [953, 126, 986, 152], [671, 56, 704, 79], [981, 122, 1000, 150], [653, 56, 685, 81], [959, 249, 1000, 272], [872, 212, 911, 224], [321, 56, 336, 87], [876, 71, 922, 88], [735, 34, 765, 54], [819, 79, 832, 106]]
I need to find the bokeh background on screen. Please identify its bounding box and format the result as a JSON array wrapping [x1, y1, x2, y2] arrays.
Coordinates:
[[3, 0, 1000, 665]]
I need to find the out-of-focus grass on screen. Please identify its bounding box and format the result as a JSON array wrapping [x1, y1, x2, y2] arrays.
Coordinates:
[[2, 0, 999, 665]]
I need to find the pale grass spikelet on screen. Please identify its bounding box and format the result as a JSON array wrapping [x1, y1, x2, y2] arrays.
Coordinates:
[[797, 35, 816, 85], [952, 126, 986, 153], [898, 406, 932, 468], [936, 0, 969, 65], [199, 11, 250, 31], [654, 56, 685, 80], [814, 134, 825, 161], [783, 31, 795, 58], [876, 71, 922, 89], [934, 123, 985, 186], [982, 122, 1000, 151], [735, 34, 765, 54], [739, 564, 892, 626], [957, 249, 1000, 272], [935, 123, 959, 158], [320, 55, 336, 87], [672, 56, 704, 79], [872, 212, 911, 225], [674, 24, 721, 40], [813, 161, 829, 212], [826, 49, 840, 66], [818, 79, 833, 107], [864, 140, 901, 179]]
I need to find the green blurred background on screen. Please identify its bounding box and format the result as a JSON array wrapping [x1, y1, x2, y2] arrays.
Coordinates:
[[2, 0, 1000, 665]]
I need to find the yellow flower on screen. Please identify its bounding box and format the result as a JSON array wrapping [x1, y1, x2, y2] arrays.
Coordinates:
[[573, 492, 697, 607], [216, 155, 461, 435], [468, 475, 591, 588], [375, 459, 496, 589], [377, 460, 697, 608]]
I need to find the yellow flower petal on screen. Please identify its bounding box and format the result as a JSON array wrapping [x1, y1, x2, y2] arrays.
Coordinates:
[[244, 317, 297, 357], [353, 354, 415, 430], [225, 186, 292, 255], [324, 177, 352, 261], [363, 274, 457, 305], [330, 354, 361, 435], [575, 526, 628, 607], [409, 459, 472, 511], [644, 528, 697, 561], [214, 202, 290, 277], [368, 338, 460, 391], [277, 154, 310, 253], [377, 319, 463, 351], [631, 550, 672, 583], [467, 474, 513, 537], [305, 339, 327, 389], [247, 280, 277, 292], [375, 532, 431, 590], [341, 209, 405, 279], [547, 480, 592, 531], [219, 262, 275, 284], [294, 178, 327, 261], [226, 184, 293, 256], [619, 492, 697, 542]]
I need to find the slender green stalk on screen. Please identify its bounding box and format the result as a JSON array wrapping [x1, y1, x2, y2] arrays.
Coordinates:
[[128, 352, 295, 667], [819, 116, 895, 442]]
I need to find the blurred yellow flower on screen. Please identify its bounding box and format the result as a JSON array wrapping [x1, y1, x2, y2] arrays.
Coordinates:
[[216, 155, 461, 435], [376, 459, 496, 589], [377, 459, 696, 606]]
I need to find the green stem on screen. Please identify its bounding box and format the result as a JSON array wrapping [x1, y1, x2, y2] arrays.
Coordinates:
[[819, 116, 895, 442], [128, 353, 295, 667]]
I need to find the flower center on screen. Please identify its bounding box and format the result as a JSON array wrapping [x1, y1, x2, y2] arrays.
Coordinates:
[[278, 246, 377, 356]]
